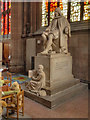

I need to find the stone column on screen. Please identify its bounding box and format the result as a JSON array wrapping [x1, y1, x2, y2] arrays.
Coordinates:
[[22, 2, 28, 37], [36, 2, 42, 30], [9, 3, 25, 73], [30, 2, 37, 33]]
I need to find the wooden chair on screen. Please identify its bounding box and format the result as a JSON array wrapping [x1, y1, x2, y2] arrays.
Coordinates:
[[6, 90, 24, 120], [19, 85, 21, 91], [0, 75, 12, 86], [4, 72, 12, 86], [0, 85, 11, 102], [0, 85, 9, 91], [0, 76, 4, 80]]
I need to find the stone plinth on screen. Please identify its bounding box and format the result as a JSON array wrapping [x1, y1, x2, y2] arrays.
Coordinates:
[[23, 53, 88, 108], [23, 83, 87, 108], [35, 53, 80, 95]]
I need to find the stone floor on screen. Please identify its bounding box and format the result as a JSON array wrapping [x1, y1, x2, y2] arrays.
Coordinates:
[[2, 86, 89, 119], [24, 88, 88, 118]]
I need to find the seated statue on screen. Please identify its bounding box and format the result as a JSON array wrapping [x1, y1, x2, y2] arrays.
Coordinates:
[[41, 7, 71, 54], [25, 65, 46, 96]]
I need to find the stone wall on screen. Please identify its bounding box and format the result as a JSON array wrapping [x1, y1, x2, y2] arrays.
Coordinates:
[[69, 22, 89, 81], [69, 30, 88, 81], [9, 2, 42, 73]]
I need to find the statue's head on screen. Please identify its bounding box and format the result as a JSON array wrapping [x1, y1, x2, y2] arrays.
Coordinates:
[[54, 7, 62, 17], [38, 65, 44, 72]]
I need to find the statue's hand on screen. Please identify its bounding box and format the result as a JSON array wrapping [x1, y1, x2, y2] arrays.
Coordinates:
[[31, 76, 37, 81], [45, 27, 50, 32], [64, 27, 69, 35], [69, 33, 71, 37], [45, 29, 49, 32]]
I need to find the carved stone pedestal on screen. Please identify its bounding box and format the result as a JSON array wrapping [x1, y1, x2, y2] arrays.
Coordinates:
[[23, 53, 87, 108], [35, 53, 80, 95]]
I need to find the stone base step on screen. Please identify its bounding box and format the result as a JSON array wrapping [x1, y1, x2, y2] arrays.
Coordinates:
[[23, 83, 88, 109], [46, 78, 80, 95]]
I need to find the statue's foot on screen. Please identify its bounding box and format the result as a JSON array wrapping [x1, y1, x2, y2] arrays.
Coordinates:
[[39, 90, 46, 96], [60, 48, 68, 54], [63, 49, 68, 54], [64, 51, 68, 54], [41, 50, 48, 54]]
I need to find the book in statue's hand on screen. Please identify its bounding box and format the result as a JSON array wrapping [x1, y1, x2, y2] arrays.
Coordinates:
[[28, 70, 33, 78]]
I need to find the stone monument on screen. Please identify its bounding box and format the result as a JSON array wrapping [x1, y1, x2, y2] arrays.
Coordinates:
[[24, 7, 87, 108]]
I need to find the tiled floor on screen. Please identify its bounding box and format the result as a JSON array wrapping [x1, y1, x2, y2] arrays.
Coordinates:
[[24, 89, 88, 118]]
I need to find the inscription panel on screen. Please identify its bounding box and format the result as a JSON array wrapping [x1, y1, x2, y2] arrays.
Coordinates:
[[55, 61, 68, 70]]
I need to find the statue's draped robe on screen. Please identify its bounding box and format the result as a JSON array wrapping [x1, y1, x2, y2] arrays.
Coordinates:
[[57, 16, 71, 49], [27, 71, 45, 92], [47, 16, 71, 50]]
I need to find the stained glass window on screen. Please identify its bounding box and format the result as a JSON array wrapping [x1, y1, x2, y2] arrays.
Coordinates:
[[50, 0, 57, 22], [42, 0, 48, 26], [42, 0, 90, 26], [1, 0, 3, 12], [42, 0, 68, 26], [5, 14, 8, 36], [1, 0, 11, 40], [9, 0, 11, 38], [70, 1, 81, 22], [59, 0, 68, 18], [9, 0, 11, 9], [83, 0, 90, 20], [9, 12, 11, 35], [5, 0, 7, 11], [1, 14, 4, 36]]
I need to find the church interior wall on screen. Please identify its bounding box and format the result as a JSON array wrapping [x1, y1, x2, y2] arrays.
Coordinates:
[[69, 30, 88, 81]]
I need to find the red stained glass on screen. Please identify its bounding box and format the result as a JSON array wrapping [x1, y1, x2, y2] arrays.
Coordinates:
[[9, 0, 11, 9], [1, 0, 11, 39], [50, 0, 57, 22], [46, 1, 48, 12], [5, 1, 7, 11], [1, 14, 4, 35], [50, 1, 57, 12], [1, 1, 3, 12], [4, 14, 8, 35], [59, 0, 63, 10], [9, 12, 11, 34]]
